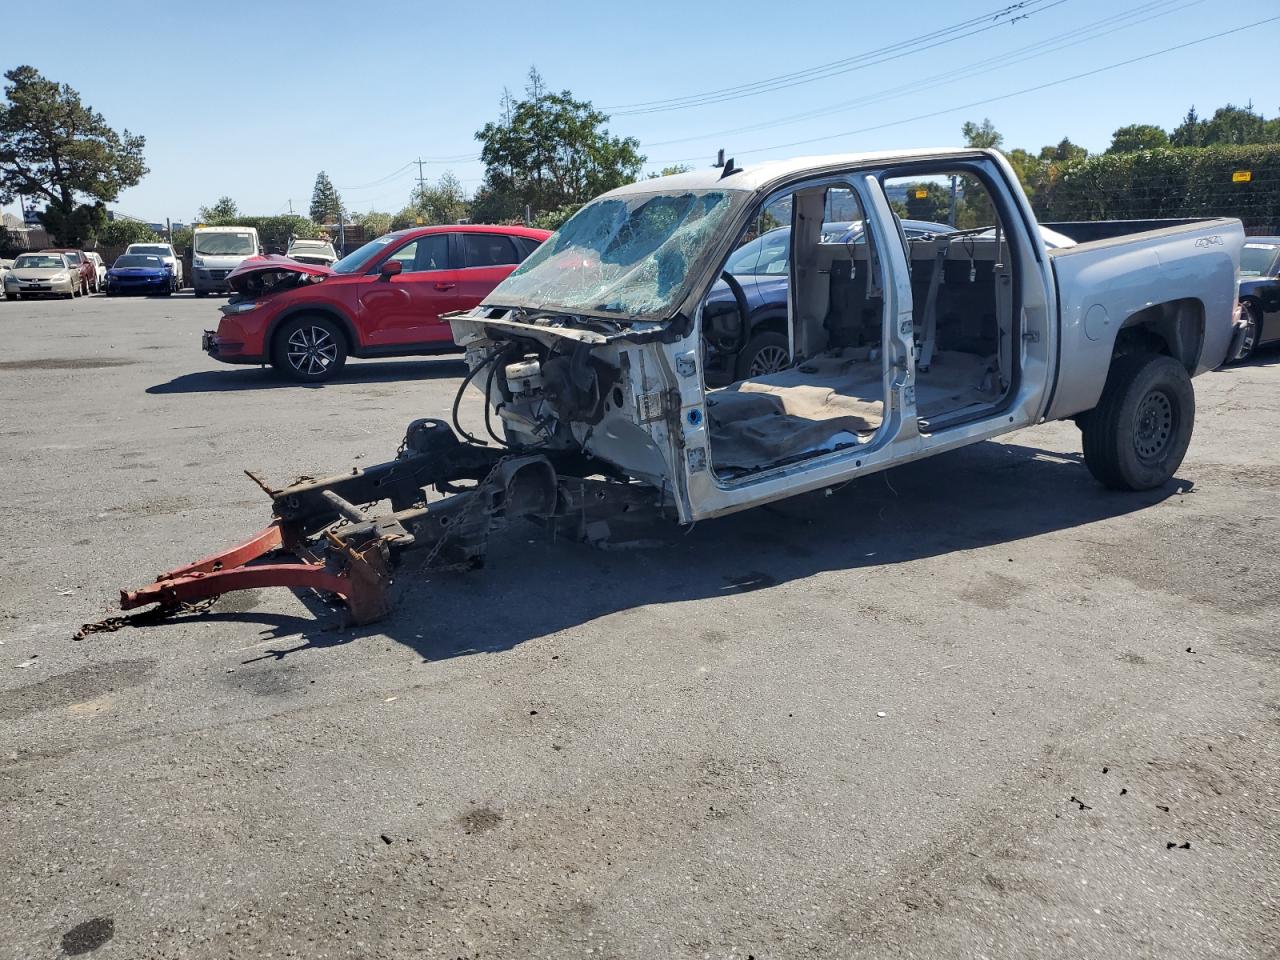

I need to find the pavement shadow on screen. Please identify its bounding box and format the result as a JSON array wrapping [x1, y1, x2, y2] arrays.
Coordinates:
[[147, 358, 468, 394], [227, 437, 1192, 663]]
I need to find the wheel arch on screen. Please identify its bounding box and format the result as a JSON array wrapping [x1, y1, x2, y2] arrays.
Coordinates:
[[747, 309, 788, 337], [267, 304, 359, 356], [1114, 297, 1205, 374]]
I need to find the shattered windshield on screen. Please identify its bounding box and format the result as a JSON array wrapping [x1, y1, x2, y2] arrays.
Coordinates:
[[485, 189, 746, 319]]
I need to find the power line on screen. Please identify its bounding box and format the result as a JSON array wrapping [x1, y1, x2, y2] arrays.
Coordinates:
[[335, 162, 416, 191], [607, 0, 1068, 116], [647, 15, 1280, 167], [638, 0, 1198, 151]]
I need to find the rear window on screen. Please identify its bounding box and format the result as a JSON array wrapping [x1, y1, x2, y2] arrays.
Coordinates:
[[462, 233, 520, 268], [514, 236, 543, 260]]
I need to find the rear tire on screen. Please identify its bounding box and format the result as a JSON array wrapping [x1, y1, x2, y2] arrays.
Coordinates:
[[1081, 352, 1194, 491], [272, 315, 348, 383], [735, 330, 791, 380], [1230, 300, 1260, 363]]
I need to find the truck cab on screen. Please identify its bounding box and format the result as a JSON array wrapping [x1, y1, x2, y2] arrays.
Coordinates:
[[192, 225, 261, 297]]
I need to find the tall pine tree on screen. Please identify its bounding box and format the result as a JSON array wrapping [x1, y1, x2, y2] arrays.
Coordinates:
[[309, 171, 344, 224]]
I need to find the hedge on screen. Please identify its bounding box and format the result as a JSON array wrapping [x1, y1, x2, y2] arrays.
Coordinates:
[[1037, 144, 1280, 228]]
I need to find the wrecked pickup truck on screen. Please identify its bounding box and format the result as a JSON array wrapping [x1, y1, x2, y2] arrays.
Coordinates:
[[94, 148, 1243, 632]]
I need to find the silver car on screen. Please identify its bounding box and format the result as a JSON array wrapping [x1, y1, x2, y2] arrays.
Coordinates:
[[3, 252, 78, 300]]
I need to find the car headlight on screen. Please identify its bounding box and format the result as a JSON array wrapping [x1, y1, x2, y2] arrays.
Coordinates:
[[225, 301, 261, 314], [51, 272, 69, 281], [193, 257, 205, 268]]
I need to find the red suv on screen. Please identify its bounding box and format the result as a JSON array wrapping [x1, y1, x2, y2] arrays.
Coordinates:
[[41, 248, 97, 295], [203, 224, 551, 382]]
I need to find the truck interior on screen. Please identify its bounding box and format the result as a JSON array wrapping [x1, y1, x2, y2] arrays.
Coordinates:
[[704, 171, 1018, 479]]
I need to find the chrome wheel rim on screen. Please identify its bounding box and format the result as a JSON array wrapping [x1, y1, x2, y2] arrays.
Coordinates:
[[1134, 389, 1175, 463], [748, 344, 789, 377], [1237, 303, 1258, 360], [286, 326, 339, 376]]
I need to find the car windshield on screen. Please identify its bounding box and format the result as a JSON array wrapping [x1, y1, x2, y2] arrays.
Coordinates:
[[486, 189, 747, 319], [723, 221, 873, 277], [15, 255, 64, 269], [194, 232, 255, 256], [1240, 244, 1278, 277], [726, 227, 792, 277], [131, 245, 170, 256], [331, 234, 399, 274], [115, 255, 164, 268]]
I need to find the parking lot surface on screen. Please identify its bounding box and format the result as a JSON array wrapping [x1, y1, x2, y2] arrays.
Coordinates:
[[1, 294, 1277, 959]]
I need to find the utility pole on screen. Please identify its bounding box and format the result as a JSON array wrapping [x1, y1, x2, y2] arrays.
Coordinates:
[[288, 199, 293, 215], [416, 158, 428, 193], [948, 175, 958, 227]]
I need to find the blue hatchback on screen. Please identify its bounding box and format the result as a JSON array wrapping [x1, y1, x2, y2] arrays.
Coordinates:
[[106, 254, 175, 296]]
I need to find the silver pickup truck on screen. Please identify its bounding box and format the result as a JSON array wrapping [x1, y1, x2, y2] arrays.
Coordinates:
[[451, 147, 1242, 522], [103, 148, 1245, 629]]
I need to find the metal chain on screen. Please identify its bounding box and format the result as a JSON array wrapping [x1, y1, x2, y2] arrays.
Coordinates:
[[418, 455, 512, 572], [74, 596, 219, 640]]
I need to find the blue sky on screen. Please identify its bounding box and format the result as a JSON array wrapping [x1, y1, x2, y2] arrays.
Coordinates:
[[3, 0, 1277, 223]]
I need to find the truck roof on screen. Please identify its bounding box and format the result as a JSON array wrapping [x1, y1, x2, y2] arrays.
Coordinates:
[[606, 147, 988, 197], [194, 225, 258, 232]]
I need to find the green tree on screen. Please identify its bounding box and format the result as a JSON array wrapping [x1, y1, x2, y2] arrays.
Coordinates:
[[309, 171, 344, 224], [1107, 124, 1169, 154], [1200, 103, 1279, 146], [1171, 103, 1280, 148], [352, 209, 392, 237], [198, 196, 239, 221], [1039, 138, 1088, 164], [98, 218, 160, 247], [0, 66, 148, 246], [530, 202, 583, 230], [473, 67, 643, 223], [1170, 107, 1204, 148], [40, 200, 108, 249], [390, 171, 471, 229], [903, 182, 950, 222], [648, 164, 693, 179], [961, 118, 1003, 150]]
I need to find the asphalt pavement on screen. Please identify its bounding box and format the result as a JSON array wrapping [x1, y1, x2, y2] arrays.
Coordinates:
[[1, 292, 1277, 959]]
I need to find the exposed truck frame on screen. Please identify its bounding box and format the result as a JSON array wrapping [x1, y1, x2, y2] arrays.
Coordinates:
[[86, 149, 1243, 635]]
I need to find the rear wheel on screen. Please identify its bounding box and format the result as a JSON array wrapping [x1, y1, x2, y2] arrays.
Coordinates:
[[1081, 352, 1194, 491], [1231, 300, 1260, 363], [272, 315, 348, 383], [736, 330, 791, 380]]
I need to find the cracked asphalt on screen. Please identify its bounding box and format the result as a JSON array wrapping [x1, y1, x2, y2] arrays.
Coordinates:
[[1, 293, 1277, 959]]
